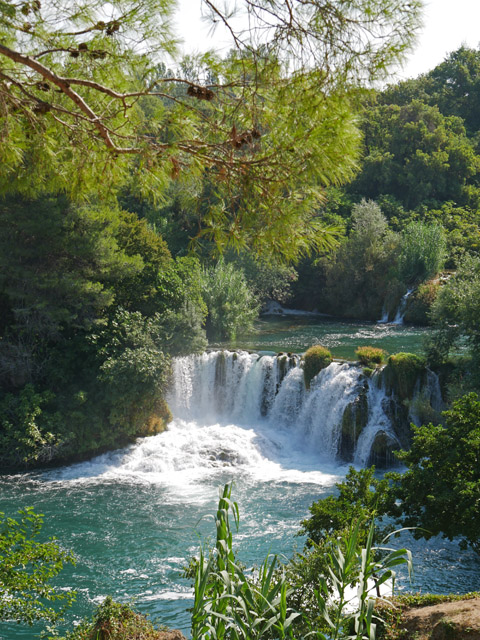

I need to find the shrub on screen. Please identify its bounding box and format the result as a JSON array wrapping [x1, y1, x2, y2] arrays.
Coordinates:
[[383, 352, 425, 400], [387, 393, 480, 554], [190, 483, 412, 640], [61, 596, 169, 639], [0, 508, 75, 625], [355, 346, 386, 366], [397, 222, 446, 285], [0, 385, 62, 468], [303, 345, 333, 389], [200, 260, 259, 341]]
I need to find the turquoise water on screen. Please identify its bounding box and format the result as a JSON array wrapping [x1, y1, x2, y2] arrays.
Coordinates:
[[1, 318, 479, 640], [218, 315, 432, 359]]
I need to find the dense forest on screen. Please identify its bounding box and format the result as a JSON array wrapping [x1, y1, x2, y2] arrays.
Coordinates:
[[1, 0, 480, 638]]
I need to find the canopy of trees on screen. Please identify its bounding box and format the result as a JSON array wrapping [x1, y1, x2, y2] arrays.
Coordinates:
[[0, 0, 422, 259]]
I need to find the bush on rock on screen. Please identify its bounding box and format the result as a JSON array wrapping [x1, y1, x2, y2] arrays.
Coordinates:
[[303, 346, 333, 389]]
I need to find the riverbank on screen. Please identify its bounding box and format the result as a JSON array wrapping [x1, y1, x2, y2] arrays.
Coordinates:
[[379, 593, 480, 639]]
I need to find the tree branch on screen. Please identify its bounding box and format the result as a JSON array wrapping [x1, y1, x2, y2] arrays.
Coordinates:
[[0, 42, 140, 154]]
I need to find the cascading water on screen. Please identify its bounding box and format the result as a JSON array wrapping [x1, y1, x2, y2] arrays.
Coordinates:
[[392, 287, 415, 325], [354, 372, 399, 466], [170, 351, 394, 466], [378, 287, 414, 324]]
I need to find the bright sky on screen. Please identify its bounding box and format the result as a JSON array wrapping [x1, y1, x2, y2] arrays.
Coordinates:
[[175, 0, 480, 80], [401, 0, 480, 78]]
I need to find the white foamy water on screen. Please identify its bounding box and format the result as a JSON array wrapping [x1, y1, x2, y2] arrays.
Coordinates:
[[44, 350, 443, 488]]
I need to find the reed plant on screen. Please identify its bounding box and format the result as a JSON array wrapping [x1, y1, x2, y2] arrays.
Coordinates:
[[191, 485, 413, 640]]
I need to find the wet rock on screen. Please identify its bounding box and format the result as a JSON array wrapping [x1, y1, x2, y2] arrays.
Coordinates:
[[338, 382, 369, 461], [367, 430, 398, 468]]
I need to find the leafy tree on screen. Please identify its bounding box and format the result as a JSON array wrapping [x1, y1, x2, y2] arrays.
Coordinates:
[[226, 251, 298, 306], [427, 254, 480, 369], [0, 0, 422, 259], [352, 100, 479, 209], [0, 507, 75, 625], [387, 393, 480, 553], [299, 467, 391, 549], [322, 200, 400, 319], [382, 46, 480, 135], [0, 195, 207, 468], [200, 260, 259, 341]]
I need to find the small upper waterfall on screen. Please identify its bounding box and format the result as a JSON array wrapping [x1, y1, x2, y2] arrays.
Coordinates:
[[169, 350, 435, 467], [392, 288, 415, 325], [378, 287, 414, 324]]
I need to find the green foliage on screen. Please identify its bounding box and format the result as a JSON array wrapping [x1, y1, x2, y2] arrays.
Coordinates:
[[428, 255, 480, 371], [299, 467, 392, 548], [226, 252, 297, 306], [200, 260, 259, 341], [0, 385, 61, 468], [96, 309, 171, 397], [383, 353, 425, 401], [396, 222, 446, 285], [355, 347, 386, 366], [190, 483, 412, 640], [352, 99, 480, 210], [191, 483, 300, 640], [309, 521, 412, 640], [0, 507, 75, 625], [382, 46, 480, 135], [303, 346, 333, 389], [0, 196, 143, 377], [0, 194, 208, 469], [92, 308, 173, 437], [150, 257, 208, 356], [59, 596, 166, 640], [0, 191, 210, 469], [0, 0, 422, 260], [321, 200, 400, 320], [387, 393, 480, 553], [403, 280, 440, 325]]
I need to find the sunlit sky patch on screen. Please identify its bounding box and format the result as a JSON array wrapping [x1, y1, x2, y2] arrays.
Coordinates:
[[174, 0, 480, 80]]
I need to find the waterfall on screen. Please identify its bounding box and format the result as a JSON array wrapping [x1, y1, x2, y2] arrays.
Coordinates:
[[354, 373, 399, 466], [378, 306, 390, 324], [392, 288, 414, 325], [170, 351, 391, 465], [47, 349, 444, 485]]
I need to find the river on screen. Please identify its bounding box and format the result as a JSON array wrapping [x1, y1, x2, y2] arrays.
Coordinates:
[[1, 317, 479, 639]]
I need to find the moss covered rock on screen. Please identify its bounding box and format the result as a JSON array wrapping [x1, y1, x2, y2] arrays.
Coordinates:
[[302, 345, 333, 389], [355, 346, 386, 366], [383, 352, 426, 401]]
